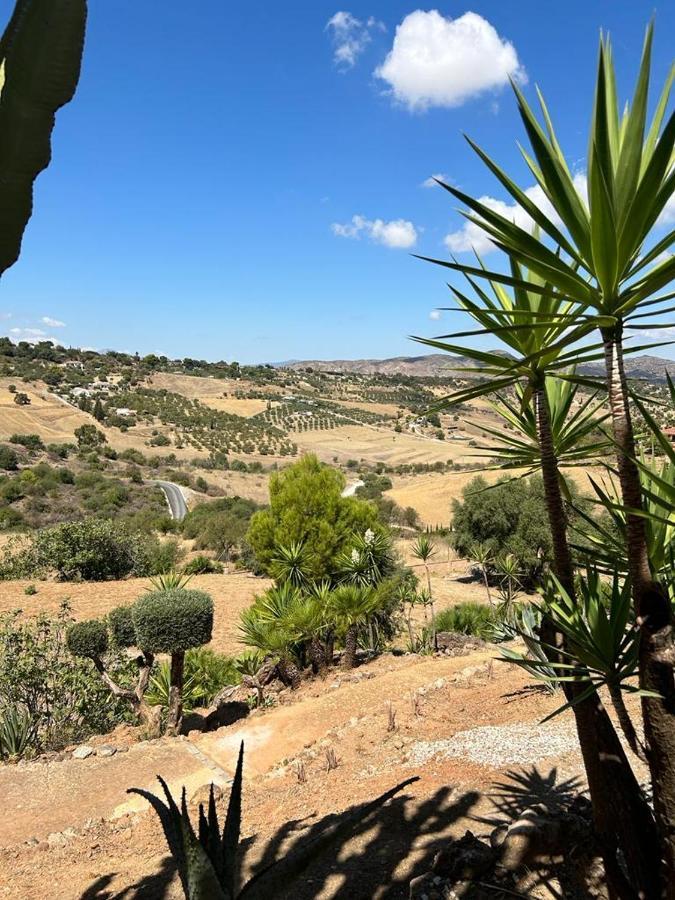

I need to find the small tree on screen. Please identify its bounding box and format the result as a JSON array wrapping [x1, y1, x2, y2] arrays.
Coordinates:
[[327, 584, 377, 670], [13, 392, 30, 406], [74, 423, 106, 449], [132, 588, 213, 734], [67, 607, 158, 730]]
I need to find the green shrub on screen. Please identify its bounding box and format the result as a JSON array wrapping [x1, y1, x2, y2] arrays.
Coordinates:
[[181, 496, 259, 558], [0, 605, 134, 755], [66, 619, 109, 658], [9, 433, 44, 451], [24, 584, 37, 596], [146, 647, 239, 711], [0, 704, 35, 759], [27, 518, 142, 581], [433, 602, 498, 640], [183, 555, 223, 575], [0, 446, 18, 470], [132, 589, 214, 654], [108, 605, 136, 648]]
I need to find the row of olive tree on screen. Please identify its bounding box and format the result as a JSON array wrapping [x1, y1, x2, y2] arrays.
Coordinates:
[[417, 23, 675, 897]]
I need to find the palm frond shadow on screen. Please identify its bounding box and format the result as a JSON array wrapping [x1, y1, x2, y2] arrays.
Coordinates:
[[79, 784, 479, 899]]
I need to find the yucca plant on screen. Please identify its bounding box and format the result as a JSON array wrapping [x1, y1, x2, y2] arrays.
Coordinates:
[[417, 24, 675, 887], [269, 541, 312, 589], [417, 23, 674, 891], [507, 569, 649, 763], [128, 743, 418, 900]]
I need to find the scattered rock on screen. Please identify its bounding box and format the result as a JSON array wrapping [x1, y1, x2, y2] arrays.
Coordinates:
[[96, 745, 117, 758], [190, 783, 225, 807], [71, 745, 94, 760]]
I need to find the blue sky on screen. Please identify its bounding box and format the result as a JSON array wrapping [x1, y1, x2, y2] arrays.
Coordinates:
[[1, 1, 673, 363]]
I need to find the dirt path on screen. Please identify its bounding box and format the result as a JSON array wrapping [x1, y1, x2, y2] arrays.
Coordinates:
[[1, 651, 594, 899], [199, 650, 496, 776]]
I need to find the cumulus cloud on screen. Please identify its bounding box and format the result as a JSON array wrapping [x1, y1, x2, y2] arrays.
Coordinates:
[[332, 214, 418, 248], [326, 11, 385, 69], [429, 309, 442, 320], [375, 10, 526, 111], [41, 316, 66, 328], [421, 173, 449, 188], [444, 174, 588, 255]]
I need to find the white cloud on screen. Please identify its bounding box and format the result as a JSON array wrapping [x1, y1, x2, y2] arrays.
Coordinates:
[[429, 309, 442, 320], [421, 173, 448, 188], [326, 11, 385, 69], [8, 327, 50, 342], [657, 192, 675, 227], [332, 214, 418, 248], [374, 10, 526, 111], [41, 316, 66, 328], [444, 174, 588, 255]]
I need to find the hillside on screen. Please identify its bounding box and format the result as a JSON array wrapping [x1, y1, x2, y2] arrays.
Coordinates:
[[282, 352, 675, 381]]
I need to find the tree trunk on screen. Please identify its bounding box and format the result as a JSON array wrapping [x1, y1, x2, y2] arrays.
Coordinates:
[[608, 684, 648, 764], [342, 625, 357, 670], [602, 327, 675, 893], [309, 636, 327, 676], [324, 630, 335, 667], [535, 382, 660, 898], [165, 651, 184, 736], [277, 656, 301, 688]]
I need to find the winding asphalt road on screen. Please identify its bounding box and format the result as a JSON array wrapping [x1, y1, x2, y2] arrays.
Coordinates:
[[152, 480, 188, 521]]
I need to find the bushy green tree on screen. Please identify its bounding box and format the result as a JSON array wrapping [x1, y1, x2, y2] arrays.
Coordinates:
[[451, 477, 554, 587], [74, 423, 106, 448], [246, 455, 381, 579]]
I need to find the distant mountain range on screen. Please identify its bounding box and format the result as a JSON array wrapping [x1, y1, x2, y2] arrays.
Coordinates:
[[281, 353, 674, 382]]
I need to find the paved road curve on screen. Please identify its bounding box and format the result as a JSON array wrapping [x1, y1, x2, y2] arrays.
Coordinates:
[[153, 480, 188, 521]]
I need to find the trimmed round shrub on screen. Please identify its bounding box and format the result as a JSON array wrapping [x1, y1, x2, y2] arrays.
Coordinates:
[[132, 589, 213, 654], [67, 619, 109, 658], [109, 605, 136, 648]]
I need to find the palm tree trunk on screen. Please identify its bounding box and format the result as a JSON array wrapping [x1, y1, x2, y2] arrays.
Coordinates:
[[602, 326, 675, 891], [309, 636, 327, 676], [342, 625, 357, 670], [277, 656, 301, 688], [535, 382, 660, 898]]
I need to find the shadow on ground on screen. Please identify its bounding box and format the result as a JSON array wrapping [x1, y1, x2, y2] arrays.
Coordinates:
[[78, 783, 479, 899]]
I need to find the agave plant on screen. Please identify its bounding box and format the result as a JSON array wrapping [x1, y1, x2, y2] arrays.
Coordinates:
[[128, 743, 418, 899], [147, 571, 194, 591], [0, 702, 35, 759]]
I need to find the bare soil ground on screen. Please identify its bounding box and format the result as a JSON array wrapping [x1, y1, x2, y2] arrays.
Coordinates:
[[1, 650, 608, 900]]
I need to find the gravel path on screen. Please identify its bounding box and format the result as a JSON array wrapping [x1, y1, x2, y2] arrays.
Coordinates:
[[407, 722, 579, 768]]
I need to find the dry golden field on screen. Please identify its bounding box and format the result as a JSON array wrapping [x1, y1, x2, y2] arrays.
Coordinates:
[[0, 572, 272, 656], [292, 423, 470, 467], [0, 379, 94, 444], [386, 466, 604, 527]]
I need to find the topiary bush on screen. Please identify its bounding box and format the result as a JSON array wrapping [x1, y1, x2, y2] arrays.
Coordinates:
[[66, 619, 109, 658], [132, 588, 214, 734], [108, 605, 136, 648], [132, 589, 213, 654]]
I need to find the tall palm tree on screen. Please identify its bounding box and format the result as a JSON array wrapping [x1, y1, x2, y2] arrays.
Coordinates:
[[417, 24, 675, 892], [415, 264, 657, 889]]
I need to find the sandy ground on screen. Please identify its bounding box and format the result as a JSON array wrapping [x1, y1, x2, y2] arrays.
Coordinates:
[[0, 650, 607, 900]]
